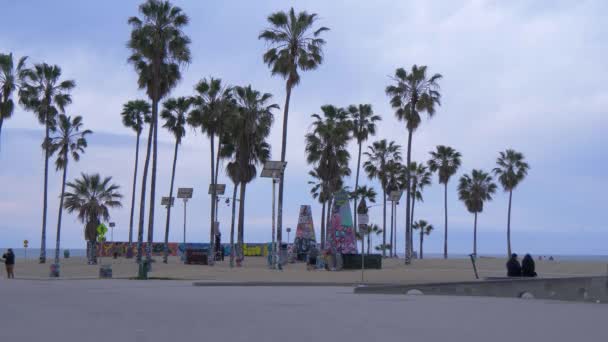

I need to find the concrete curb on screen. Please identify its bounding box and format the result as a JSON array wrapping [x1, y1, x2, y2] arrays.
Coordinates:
[[192, 281, 367, 287]]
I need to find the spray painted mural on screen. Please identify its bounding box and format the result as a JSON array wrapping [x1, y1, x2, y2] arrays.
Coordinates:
[[97, 242, 268, 257], [326, 190, 358, 254], [293, 205, 317, 260]]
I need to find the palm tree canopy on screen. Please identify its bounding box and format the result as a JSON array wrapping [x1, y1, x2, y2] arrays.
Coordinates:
[[161, 96, 191, 143], [363, 139, 402, 189], [63, 173, 123, 224], [385, 65, 442, 131], [259, 8, 329, 89], [121, 100, 151, 135], [348, 104, 381, 144], [187, 77, 234, 138], [428, 145, 462, 184], [458, 169, 497, 214], [127, 0, 191, 100], [47, 115, 92, 171], [413, 219, 434, 235], [0, 52, 28, 121], [493, 149, 530, 191], [19, 63, 75, 127]]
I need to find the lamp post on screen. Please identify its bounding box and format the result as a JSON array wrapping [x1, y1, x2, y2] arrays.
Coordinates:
[[388, 190, 403, 258], [261, 161, 287, 270], [177, 187, 193, 262], [286, 227, 292, 244], [109, 222, 116, 242], [357, 198, 369, 283], [208, 184, 225, 264]]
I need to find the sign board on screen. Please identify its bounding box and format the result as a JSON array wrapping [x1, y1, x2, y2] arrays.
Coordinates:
[[23, 240, 28, 248], [358, 213, 369, 226], [177, 187, 193, 199], [286, 227, 291, 233], [359, 225, 370, 234], [261, 161, 287, 178], [389, 190, 403, 202], [208, 184, 226, 195], [109, 222, 116, 228], [161, 196, 175, 206]]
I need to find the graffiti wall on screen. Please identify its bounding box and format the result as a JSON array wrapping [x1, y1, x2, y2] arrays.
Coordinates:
[[97, 242, 268, 257], [293, 205, 317, 259], [326, 190, 358, 254]]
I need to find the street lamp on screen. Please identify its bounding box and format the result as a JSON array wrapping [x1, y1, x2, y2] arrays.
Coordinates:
[[388, 190, 403, 258], [261, 160, 287, 270], [109, 222, 116, 242], [286, 227, 292, 244], [357, 198, 370, 283], [208, 184, 225, 263], [177, 187, 193, 262]]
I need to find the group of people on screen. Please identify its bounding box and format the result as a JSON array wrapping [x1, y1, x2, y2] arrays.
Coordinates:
[[507, 253, 537, 277], [2, 249, 15, 279]]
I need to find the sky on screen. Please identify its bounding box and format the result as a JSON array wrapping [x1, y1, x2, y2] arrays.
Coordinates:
[[0, 0, 607, 256]]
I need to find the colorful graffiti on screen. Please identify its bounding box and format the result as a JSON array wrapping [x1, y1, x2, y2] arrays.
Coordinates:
[[293, 205, 317, 260], [96, 242, 269, 257], [326, 190, 358, 254]]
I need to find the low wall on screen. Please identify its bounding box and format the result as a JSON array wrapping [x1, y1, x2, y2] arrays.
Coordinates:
[[354, 276, 608, 303]]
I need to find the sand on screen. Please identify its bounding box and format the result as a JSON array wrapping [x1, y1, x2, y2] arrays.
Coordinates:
[[6, 255, 608, 283]]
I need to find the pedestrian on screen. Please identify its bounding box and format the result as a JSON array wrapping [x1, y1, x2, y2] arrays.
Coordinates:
[[2, 249, 15, 279]]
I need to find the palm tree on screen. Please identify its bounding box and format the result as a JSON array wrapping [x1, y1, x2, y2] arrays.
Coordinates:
[[259, 8, 329, 251], [348, 104, 381, 233], [412, 220, 433, 259], [19, 63, 75, 263], [0, 52, 27, 150], [428, 145, 462, 259], [351, 186, 377, 254], [120, 100, 151, 255], [48, 115, 91, 266], [367, 224, 383, 255], [226, 85, 276, 260], [63, 173, 122, 264], [187, 77, 234, 261], [458, 169, 497, 255], [128, 0, 191, 262], [384, 160, 403, 257], [308, 168, 329, 248], [363, 139, 402, 257], [386, 65, 442, 264], [493, 149, 530, 257], [160, 96, 191, 263], [404, 161, 432, 253]]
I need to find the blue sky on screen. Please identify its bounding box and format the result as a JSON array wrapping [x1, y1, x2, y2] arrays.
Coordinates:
[[1, 0, 607, 256]]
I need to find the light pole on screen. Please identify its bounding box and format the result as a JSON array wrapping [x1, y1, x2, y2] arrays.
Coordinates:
[[208, 184, 225, 264], [261, 161, 287, 270], [286, 227, 291, 244], [177, 188, 193, 262], [388, 190, 403, 258], [109, 222, 116, 242], [357, 198, 369, 283]]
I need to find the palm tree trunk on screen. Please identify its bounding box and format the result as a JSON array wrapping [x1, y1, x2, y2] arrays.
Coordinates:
[[320, 201, 326, 250], [389, 200, 394, 257], [209, 134, 216, 263], [229, 183, 238, 268], [276, 84, 292, 255], [382, 188, 387, 257], [507, 189, 513, 257], [404, 128, 413, 264], [473, 212, 478, 255], [163, 139, 179, 263], [366, 233, 370, 255], [353, 141, 362, 233], [410, 191, 416, 257], [146, 97, 159, 263], [419, 230, 423, 260], [128, 132, 141, 254], [54, 155, 68, 266], [325, 196, 333, 249], [40, 121, 50, 263], [0, 117, 4, 151], [237, 182, 247, 256], [394, 202, 398, 257], [443, 182, 448, 259], [136, 109, 154, 263]]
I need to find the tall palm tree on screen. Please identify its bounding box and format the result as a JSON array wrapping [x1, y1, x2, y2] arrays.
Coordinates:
[[412, 219, 433, 259], [384, 160, 403, 257], [493, 149, 530, 257], [227, 85, 276, 260], [0, 52, 27, 150], [363, 139, 402, 257], [428, 145, 462, 259], [19, 63, 75, 263], [63, 173, 122, 264], [160, 96, 191, 263], [187, 77, 234, 261], [458, 169, 497, 255], [348, 104, 381, 233], [405, 161, 432, 252], [48, 115, 91, 266], [351, 185, 377, 254], [259, 8, 329, 251], [308, 168, 329, 248], [128, 0, 191, 262], [120, 100, 151, 255], [386, 65, 442, 264]]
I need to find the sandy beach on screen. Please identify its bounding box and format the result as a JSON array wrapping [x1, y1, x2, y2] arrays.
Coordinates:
[[7, 256, 608, 283]]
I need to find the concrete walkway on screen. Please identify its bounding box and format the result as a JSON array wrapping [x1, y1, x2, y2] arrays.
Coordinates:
[[1, 279, 607, 341]]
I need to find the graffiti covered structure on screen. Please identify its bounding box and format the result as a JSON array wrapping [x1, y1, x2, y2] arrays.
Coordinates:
[[293, 205, 317, 260], [326, 190, 358, 254]]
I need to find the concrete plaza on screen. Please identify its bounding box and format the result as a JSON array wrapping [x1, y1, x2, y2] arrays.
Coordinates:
[[1, 279, 606, 341]]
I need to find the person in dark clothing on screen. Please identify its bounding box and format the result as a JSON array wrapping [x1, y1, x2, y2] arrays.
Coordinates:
[[522, 254, 538, 277], [506, 253, 522, 277], [2, 249, 15, 279]]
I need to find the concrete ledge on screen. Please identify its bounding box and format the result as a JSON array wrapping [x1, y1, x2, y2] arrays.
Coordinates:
[[193, 281, 363, 287], [354, 276, 608, 303]]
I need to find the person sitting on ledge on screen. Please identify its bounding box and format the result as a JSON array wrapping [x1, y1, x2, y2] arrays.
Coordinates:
[[521, 254, 538, 277], [506, 253, 522, 277]]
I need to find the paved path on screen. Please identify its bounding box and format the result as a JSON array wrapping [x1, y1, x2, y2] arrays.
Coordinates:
[[1, 280, 607, 341]]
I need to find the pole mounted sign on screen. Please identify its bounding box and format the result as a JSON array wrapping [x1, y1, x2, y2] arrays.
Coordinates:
[[23, 239, 29, 248], [177, 188, 193, 199], [161, 196, 175, 207]]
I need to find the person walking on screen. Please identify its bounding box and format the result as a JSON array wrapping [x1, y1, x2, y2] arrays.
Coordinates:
[[2, 249, 15, 279]]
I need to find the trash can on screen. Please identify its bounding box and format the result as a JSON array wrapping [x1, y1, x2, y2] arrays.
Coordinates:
[[49, 263, 60, 278], [138, 261, 149, 279]]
